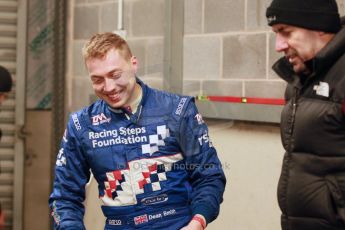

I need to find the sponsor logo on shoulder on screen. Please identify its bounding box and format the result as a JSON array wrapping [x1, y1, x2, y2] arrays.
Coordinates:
[[92, 113, 111, 125], [141, 194, 168, 205], [313, 81, 329, 97], [56, 148, 66, 166], [195, 113, 204, 125], [134, 214, 148, 225], [175, 98, 187, 115], [198, 130, 213, 147], [72, 114, 81, 130]]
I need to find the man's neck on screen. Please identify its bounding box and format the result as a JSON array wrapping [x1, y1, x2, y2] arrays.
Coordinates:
[[124, 83, 142, 114], [301, 33, 336, 76]]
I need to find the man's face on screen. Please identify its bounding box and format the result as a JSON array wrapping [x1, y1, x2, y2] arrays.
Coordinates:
[[272, 24, 321, 73], [86, 48, 139, 108]]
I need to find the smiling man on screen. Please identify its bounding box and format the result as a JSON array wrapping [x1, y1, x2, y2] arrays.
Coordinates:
[[49, 32, 226, 230], [266, 0, 345, 229]]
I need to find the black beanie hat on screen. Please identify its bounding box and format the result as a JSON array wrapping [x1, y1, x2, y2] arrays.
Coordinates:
[[0, 66, 12, 92], [266, 0, 341, 33]]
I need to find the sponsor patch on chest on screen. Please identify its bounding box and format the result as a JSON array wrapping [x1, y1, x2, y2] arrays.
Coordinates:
[[141, 194, 168, 205], [92, 113, 111, 125], [313, 81, 329, 97], [88, 125, 170, 158]]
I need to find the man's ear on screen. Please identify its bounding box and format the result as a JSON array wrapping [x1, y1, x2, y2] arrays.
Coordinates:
[[318, 31, 336, 44], [318, 31, 326, 36], [130, 56, 138, 73]]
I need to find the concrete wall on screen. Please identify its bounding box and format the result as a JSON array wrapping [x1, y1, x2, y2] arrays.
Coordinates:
[[184, 0, 345, 97]]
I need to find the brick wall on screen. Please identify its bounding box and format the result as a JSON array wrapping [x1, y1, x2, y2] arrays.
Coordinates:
[[184, 0, 345, 98]]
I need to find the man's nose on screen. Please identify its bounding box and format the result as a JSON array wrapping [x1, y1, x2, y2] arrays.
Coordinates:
[[275, 34, 288, 52], [103, 78, 117, 92]]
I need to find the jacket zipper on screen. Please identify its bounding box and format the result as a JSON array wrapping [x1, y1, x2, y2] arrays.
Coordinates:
[[283, 87, 300, 227], [288, 87, 300, 145]]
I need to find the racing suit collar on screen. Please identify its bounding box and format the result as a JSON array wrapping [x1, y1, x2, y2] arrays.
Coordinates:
[[108, 77, 148, 123]]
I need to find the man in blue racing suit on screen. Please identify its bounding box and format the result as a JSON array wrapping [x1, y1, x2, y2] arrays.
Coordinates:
[[49, 32, 226, 230]]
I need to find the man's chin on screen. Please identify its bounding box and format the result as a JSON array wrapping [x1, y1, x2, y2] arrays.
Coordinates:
[[293, 66, 302, 73], [292, 63, 308, 74], [104, 99, 124, 109]]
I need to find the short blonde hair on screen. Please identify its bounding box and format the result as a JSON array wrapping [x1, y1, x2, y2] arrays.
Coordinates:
[[82, 32, 133, 61]]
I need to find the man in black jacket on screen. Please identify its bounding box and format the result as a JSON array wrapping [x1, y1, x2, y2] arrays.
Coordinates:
[[266, 0, 345, 229]]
